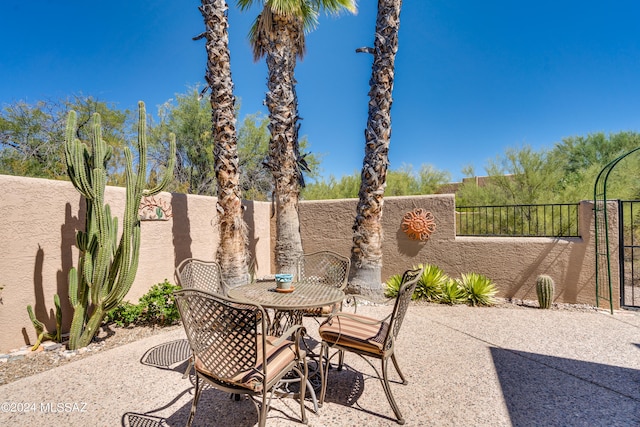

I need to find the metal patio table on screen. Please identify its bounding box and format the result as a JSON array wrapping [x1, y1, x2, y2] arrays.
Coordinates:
[[227, 280, 345, 336], [227, 280, 345, 412]]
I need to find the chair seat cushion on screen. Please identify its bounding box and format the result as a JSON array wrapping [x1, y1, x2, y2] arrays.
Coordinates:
[[319, 312, 389, 356], [194, 335, 298, 392]]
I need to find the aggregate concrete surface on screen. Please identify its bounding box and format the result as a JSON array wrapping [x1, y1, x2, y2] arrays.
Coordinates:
[[1, 303, 639, 427]]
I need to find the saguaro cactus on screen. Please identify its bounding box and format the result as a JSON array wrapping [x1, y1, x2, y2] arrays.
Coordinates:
[[536, 274, 555, 309], [65, 101, 175, 349]]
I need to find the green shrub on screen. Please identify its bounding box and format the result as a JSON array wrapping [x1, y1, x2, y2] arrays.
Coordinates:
[[105, 302, 142, 327], [138, 280, 182, 325], [457, 273, 498, 307], [414, 264, 449, 302], [105, 280, 181, 327], [439, 279, 466, 305]]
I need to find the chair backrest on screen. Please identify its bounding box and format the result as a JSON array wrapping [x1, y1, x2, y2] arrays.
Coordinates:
[[175, 258, 227, 295], [174, 289, 266, 381], [297, 250, 351, 290], [384, 266, 423, 352]]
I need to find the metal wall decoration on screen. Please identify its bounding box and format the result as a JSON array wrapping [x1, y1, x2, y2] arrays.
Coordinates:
[[139, 195, 172, 221], [401, 208, 436, 241]]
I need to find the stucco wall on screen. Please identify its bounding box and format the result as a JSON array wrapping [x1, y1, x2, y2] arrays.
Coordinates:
[[299, 195, 618, 307], [0, 175, 619, 352], [0, 175, 272, 352]]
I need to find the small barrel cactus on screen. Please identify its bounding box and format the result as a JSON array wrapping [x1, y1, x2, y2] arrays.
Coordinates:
[[536, 275, 555, 309]]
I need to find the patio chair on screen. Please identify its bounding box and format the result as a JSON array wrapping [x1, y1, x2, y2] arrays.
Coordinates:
[[296, 250, 350, 317], [175, 258, 228, 295], [175, 259, 230, 379], [317, 266, 423, 425], [174, 289, 308, 427]]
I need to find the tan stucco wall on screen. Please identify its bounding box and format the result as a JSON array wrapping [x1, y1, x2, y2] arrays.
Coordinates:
[[0, 175, 618, 352], [299, 195, 618, 308], [0, 175, 271, 352], [244, 200, 272, 276]]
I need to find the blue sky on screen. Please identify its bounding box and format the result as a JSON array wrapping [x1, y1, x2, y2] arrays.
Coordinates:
[[3, 1, 640, 182]]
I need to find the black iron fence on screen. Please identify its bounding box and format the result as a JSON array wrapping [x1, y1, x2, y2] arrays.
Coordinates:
[[456, 203, 580, 237], [618, 200, 640, 308]]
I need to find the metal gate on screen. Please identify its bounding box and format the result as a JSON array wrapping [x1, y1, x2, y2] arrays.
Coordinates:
[[593, 146, 640, 313], [618, 200, 640, 309]]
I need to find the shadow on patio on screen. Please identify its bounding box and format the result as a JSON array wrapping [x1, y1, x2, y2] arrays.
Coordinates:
[[490, 347, 640, 426], [3, 304, 640, 427]]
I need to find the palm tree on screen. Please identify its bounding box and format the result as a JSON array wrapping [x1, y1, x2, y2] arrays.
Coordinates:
[[236, 0, 357, 274], [197, 0, 250, 287], [349, 0, 402, 296]]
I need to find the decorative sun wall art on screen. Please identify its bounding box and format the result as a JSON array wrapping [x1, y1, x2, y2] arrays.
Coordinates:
[[401, 208, 436, 241], [139, 195, 172, 221]]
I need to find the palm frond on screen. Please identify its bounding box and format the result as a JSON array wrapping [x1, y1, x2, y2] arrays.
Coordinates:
[[312, 0, 357, 15], [235, 0, 257, 11]]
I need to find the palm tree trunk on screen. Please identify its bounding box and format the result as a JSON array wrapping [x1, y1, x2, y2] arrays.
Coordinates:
[[261, 12, 306, 274], [199, 0, 249, 287], [349, 0, 402, 296]]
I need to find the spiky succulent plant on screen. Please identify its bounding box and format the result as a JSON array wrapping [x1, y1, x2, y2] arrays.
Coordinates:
[[458, 273, 498, 307]]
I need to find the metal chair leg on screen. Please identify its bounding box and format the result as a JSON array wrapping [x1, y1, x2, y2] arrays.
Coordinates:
[[187, 374, 202, 427], [390, 353, 407, 384], [337, 349, 345, 370], [381, 358, 405, 425], [182, 357, 193, 379], [319, 342, 329, 405], [297, 363, 309, 424], [258, 389, 268, 427]]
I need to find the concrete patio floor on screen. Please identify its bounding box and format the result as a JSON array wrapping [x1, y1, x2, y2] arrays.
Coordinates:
[[1, 303, 639, 426]]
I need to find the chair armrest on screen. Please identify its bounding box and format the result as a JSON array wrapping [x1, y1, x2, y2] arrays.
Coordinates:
[[267, 324, 307, 358], [220, 280, 231, 296], [268, 324, 306, 346], [344, 294, 394, 314], [325, 311, 390, 326]]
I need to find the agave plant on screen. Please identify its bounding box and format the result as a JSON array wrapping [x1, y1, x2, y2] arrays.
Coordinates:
[[458, 273, 498, 307], [384, 273, 403, 298], [414, 264, 449, 302], [439, 279, 466, 305]]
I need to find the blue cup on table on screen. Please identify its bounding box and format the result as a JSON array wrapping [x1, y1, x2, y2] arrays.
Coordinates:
[[275, 273, 294, 290]]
